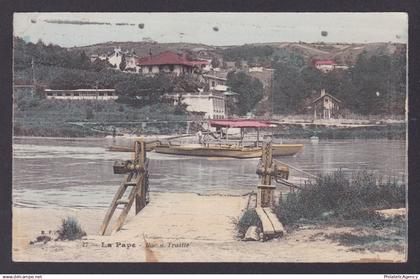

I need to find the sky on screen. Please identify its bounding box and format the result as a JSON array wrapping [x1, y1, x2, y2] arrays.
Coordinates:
[[14, 12, 408, 47]]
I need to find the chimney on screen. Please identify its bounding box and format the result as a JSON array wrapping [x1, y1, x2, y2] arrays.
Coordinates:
[[149, 48, 152, 58], [321, 89, 326, 97]]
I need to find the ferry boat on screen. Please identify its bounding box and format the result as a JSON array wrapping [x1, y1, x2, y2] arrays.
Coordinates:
[[154, 120, 303, 158]]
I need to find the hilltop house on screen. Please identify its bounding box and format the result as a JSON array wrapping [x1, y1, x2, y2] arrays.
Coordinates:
[[247, 67, 274, 89], [108, 48, 139, 71], [312, 89, 342, 119], [203, 74, 228, 92], [312, 59, 336, 73], [90, 48, 139, 71], [312, 59, 349, 73], [136, 51, 209, 76]]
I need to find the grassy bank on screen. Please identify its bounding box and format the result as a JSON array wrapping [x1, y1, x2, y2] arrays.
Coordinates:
[[273, 123, 406, 140], [276, 170, 405, 225], [236, 170, 406, 250], [14, 96, 188, 137]]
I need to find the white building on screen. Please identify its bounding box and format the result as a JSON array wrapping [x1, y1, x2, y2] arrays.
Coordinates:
[[98, 48, 139, 72], [44, 89, 118, 101], [108, 48, 123, 68], [312, 59, 349, 73], [313, 59, 336, 73], [249, 66, 264, 72], [125, 56, 139, 71], [168, 92, 226, 119], [203, 74, 227, 91]]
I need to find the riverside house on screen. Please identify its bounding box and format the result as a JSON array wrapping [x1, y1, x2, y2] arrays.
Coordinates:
[[312, 89, 342, 119]]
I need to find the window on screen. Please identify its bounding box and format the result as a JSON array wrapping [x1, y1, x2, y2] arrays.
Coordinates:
[[107, 93, 113, 96], [57, 93, 62, 96], [74, 93, 79, 96], [46, 93, 52, 96], [65, 93, 71, 96], [212, 81, 215, 87], [99, 93, 104, 96]]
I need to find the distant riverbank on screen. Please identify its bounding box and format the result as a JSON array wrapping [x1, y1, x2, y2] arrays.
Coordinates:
[[13, 120, 406, 140], [272, 123, 406, 140]]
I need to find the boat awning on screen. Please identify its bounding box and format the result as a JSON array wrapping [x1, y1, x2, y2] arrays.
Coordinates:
[[209, 119, 274, 128]]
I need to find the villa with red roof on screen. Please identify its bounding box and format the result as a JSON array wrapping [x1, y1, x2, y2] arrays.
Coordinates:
[[136, 51, 209, 76]]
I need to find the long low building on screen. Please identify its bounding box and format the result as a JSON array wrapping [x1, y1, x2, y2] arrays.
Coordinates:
[[44, 89, 118, 100]]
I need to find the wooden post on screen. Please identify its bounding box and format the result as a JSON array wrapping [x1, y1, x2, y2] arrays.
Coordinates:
[[135, 139, 147, 214], [226, 128, 229, 143], [257, 184, 275, 208], [258, 141, 274, 206], [255, 140, 285, 239], [100, 138, 150, 235], [256, 128, 260, 147]]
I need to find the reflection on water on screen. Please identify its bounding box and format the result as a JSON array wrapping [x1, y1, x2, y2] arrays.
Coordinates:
[[12, 137, 406, 208]]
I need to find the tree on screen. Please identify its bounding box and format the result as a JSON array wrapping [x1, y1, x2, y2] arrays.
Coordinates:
[[119, 54, 127, 71], [49, 70, 94, 89], [115, 75, 172, 106], [350, 53, 394, 114], [85, 107, 94, 120], [272, 62, 306, 114], [211, 58, 220, 68], [226, 71, 264, 115]]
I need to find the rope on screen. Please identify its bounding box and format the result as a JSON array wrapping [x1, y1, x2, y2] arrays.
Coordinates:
[[274, 159, 320, 179]]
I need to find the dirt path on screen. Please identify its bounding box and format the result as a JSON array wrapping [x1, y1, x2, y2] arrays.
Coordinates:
[[12, 192, 406, 262]]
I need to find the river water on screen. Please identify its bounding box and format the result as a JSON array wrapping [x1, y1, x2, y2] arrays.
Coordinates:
[[12, 137, 407, 208]]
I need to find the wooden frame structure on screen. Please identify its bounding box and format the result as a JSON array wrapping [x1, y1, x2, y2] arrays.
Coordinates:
[[100, 140, 149, 235], [255, 141, 285, 240]]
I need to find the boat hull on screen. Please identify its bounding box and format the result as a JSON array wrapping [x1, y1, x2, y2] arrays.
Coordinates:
[[107, 141, 159, 152], [271, 144, 304, 156], [154, 144, 262, 159]]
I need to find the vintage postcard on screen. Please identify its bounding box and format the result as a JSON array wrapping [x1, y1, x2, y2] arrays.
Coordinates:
[[12, 12, 408, 262]]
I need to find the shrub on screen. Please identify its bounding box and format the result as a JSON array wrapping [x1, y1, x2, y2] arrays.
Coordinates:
[[235, 209, 262, 238], [85, 107, 94, 120], [276, 170, 405, 225], [56, 217, 86, 241]]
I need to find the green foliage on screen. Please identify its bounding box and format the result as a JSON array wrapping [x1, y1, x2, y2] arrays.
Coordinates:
[[115, 75, 172, 106], [236, 209, 262, 238], [85, 107, 94, 119], [222, 45, 274, 65], [346, 52, 406, 115], [276, 170, 405, 225], [13, 37, 98, 72], [13, 97, 188, 137], [13, 37, 406, 116], [49, 69, 97, 90], [211, 58, 220, 68], [272, 62, 308, 114], [226, 71, 264, 115], [57, 217, 86, 241], [271, 49, 406, 115]]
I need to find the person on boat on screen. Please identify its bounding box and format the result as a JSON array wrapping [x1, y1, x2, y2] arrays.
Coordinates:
[[196, 130, 203, 144]]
